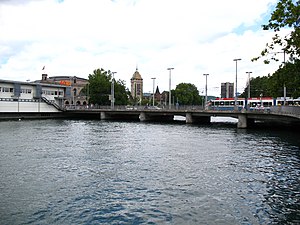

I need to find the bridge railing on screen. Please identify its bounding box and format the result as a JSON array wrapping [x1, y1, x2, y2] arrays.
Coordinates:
[[270, 106, 300, 116]]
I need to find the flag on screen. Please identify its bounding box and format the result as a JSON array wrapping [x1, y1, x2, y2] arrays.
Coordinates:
[[297, 15, 300, 26]]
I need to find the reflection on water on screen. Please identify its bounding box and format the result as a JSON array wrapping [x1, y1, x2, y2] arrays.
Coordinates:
[[0, 120, 299, 224]]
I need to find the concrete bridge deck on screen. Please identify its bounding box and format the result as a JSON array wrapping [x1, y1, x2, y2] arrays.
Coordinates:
[[65, 106, 300, 129]]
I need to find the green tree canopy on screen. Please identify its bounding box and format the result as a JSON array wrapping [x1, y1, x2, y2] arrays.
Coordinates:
[[240, 59, 300, 98], [114, 79, 130, 105], [88, 68, 129, 105], [174, 83, 202, 105], [253, 0, 300, 64], [240, 76, 271, 98], [269, 59, 300, 97]]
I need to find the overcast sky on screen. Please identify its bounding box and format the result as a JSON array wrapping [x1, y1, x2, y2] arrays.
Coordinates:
[[0, 0, 289, 96]]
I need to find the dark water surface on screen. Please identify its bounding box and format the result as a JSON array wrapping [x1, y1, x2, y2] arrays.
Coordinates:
[[0, 119, 299, 224]]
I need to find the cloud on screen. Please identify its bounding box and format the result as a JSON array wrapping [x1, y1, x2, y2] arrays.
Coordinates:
[[0, 0, 285, 96]]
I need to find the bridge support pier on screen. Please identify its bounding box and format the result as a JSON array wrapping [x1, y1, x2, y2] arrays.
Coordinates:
[[139, 112, 148, 122], [186, 113, 193, 124], [186, 113, 210, 124], [237, 114, 248, 128], [100, 112, 110, 120]]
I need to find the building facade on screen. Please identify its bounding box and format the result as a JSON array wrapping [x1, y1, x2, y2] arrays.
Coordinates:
[[0, 78, 67, 112], [221, 82, 234, 98], [38, 74, 89, 106], [130, 68, 143, 104]]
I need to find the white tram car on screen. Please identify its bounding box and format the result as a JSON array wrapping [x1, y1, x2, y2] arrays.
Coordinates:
[[210, 97, 300, 111]]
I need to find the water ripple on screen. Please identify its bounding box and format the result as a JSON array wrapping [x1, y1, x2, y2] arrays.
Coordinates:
[[0, 120, 299, 224]]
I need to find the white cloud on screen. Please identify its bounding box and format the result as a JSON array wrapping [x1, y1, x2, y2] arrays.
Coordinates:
[[0, 0, 286, 96]]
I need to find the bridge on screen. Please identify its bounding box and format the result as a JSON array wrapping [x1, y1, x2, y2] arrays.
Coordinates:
[[65, 106, 300, 129]]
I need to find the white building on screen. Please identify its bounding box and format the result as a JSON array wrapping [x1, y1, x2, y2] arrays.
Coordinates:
[[0, 79, 68, 113]]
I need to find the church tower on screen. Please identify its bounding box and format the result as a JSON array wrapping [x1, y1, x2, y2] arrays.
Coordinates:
[[130, 67, 143, 104]]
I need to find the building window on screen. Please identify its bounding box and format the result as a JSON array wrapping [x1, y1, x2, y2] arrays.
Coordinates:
[[21, 89, 32, 94], [2, 87, 10, 92], [136, 83, 141, 95]]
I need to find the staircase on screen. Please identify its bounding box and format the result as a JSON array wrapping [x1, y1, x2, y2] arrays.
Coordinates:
[[41, 97, 63, 111]]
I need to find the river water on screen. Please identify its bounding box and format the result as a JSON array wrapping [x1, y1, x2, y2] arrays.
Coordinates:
[[0, 119, 299, 225]]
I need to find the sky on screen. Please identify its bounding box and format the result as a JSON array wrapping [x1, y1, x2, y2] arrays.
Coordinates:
[[0, 0, 290, 96]]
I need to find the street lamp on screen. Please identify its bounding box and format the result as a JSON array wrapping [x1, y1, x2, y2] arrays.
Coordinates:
[[246, 72, 252, 99], [246, 71, 252, 110], [167, 67, 174, 109], [151, 77, 156, 106], [111, 71, 117, 109], [203, 74, 209, 109], [233, 58, 241, 110]]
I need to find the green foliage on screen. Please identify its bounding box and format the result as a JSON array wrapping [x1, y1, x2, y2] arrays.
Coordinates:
[[240, 76, 272, 98], [141, 98, 151, 106], [240, 59, 300, 98], [130, 97, 141, 106], [114, 79, 130, 105], [252, 0, 300, 63], [269, 59, 300, 97], [174, 83, 202, 105], [88, 68, 111, 105], [88, 68, 129, 105]]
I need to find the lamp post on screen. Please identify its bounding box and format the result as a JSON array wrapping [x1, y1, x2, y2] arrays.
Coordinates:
[[246, 71, 252, 110], [246, 72, 252, 99], [203, 74, 209, 109], [233, 58, 241, 110], [167, 67, 174, 109], [111, 71, 117, 109], [151, 77, 156, 106]]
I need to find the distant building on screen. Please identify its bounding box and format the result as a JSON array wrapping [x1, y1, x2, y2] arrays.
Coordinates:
[[144, 86, 162, 105], [37, 74, 89, 106], [221, 82, 234, 98], [130, 68, 143, 104], [160, 91, 169, 106], [154, 86, 161, 103]]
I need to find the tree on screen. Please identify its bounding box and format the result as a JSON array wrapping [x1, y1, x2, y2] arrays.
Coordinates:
[[88, 68, 129, 105], [174, 83, 202, 105], [269, 59, 300, 97], [240, 59, 300, 98], [114, 79, 130, 105], [243, 76, 272, 98], [252, 0, 300, 64]]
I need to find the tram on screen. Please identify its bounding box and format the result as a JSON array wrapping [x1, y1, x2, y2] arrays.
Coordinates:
[[209, 98, 245, 111], [210, 97, 300, 111]]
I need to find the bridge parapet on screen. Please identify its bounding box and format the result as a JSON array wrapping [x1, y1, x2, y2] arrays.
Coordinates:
[[270, 106, 300, 118]]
